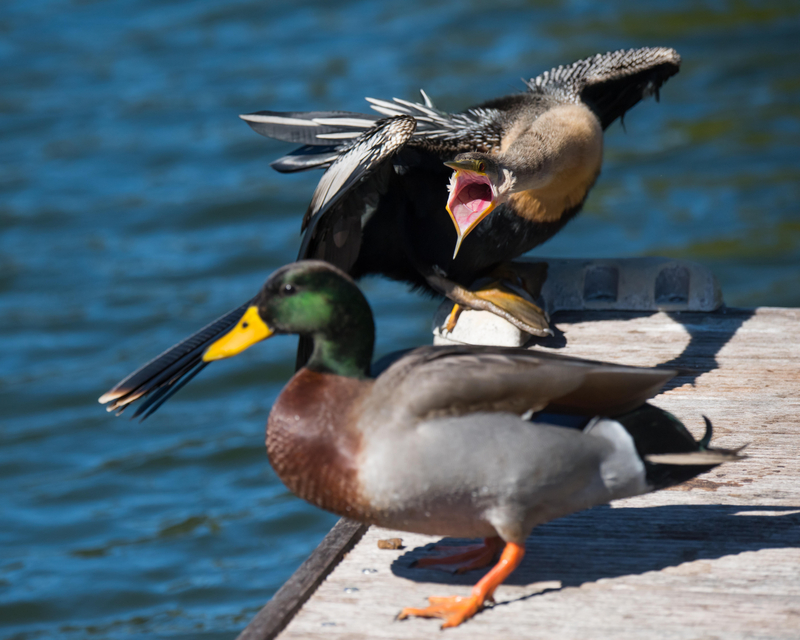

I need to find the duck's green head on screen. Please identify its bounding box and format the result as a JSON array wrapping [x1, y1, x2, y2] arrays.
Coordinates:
[[203, 261, 374, 378]]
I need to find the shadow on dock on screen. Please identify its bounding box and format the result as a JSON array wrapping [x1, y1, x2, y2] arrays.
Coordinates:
[[533, 308, 756, 387], [390, 503, 800, 589]]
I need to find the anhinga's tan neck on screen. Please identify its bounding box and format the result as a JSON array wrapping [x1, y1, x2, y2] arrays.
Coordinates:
[[498, 103, 603, 223]]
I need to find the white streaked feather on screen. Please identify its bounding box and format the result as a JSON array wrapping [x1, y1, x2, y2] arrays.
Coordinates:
[[308, 150, 363, 214], [392, 97, 439, 118], [370, 105, 404, 117], [312, 117, 376, 128], [239, 113, 319, 127], [276, 152, 340, 168], [315, 132, 363, 140], [307, 117, 415, 219], [367, 96, 495, 142], [365, 97, 407, 113]]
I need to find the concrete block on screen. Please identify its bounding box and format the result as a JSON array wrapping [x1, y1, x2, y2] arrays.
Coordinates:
[[432, 257, 723, 347]]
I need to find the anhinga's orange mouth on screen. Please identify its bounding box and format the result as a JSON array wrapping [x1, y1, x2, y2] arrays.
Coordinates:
[[445, 165, 498, 259]]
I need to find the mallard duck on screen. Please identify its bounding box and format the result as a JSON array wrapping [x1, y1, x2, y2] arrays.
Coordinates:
[[243, 47, 681, 341], [102, 260, 742, 628]]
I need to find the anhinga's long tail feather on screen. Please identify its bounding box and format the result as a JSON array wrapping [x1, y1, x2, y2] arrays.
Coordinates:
[[241, 110, 380, 173]]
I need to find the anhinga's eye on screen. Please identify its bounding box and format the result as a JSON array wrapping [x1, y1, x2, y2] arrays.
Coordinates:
[[478, 161, 486, 173], [282, 284, 297, 295]]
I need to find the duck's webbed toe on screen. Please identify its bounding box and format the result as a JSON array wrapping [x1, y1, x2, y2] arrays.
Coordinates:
[[398, 594, 484, 629], [412, 536, 502, 574], [398, 541, 525, 628]]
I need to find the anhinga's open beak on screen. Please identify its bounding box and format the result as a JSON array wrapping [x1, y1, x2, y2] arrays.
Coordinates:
[[444, 160, 499, 259], [203, 306, 273, 362]]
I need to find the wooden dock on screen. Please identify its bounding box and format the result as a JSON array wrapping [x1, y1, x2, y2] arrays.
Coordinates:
[[238, 305, 800, 639]]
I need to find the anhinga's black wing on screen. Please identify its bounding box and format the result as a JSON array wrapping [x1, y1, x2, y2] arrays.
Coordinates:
[[240, 91, 500, 173], [526, 46, 681, 130], [297, 115, 417, 270], [293, 115, 417, 368]]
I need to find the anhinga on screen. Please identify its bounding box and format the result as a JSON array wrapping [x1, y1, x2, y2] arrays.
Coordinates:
[[100, 47, 680, 418], [244, 46, 680, 340]]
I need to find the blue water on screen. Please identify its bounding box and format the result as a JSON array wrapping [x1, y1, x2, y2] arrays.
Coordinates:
[[2, 1, 799, 638]]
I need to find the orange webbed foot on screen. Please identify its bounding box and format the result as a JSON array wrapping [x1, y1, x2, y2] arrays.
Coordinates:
[[413, 536, 502, 574], [426, 272, 551, 337], [397, 594, 485, 629], [398, 541, 525, 629]]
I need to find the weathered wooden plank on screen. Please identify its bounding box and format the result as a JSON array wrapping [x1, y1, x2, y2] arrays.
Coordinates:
[[271, 308, 800, 639], [236, 518, 367, 640]]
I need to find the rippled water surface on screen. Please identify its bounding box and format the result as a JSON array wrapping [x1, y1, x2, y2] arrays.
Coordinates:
[[2, 0, 799, 637]]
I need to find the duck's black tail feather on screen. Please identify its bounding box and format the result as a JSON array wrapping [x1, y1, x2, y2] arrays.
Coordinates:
[[618, 404, 746, 489], [98, 299, 254, 420]]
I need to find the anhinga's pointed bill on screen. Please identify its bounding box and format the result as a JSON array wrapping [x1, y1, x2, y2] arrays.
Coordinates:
[[444, 160, 498, 259], [202, 306, 273, 362]]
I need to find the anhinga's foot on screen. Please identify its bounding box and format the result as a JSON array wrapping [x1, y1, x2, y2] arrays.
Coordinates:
[[443, 303, 462, 333], [398, 594, 485, 629], [412, 537, 502, 574], [427, 272, 552, 337], [472, 279, 552, 336]]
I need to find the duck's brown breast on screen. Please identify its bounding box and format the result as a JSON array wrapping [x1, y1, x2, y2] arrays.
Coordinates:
[[266, 369, 374, 520]]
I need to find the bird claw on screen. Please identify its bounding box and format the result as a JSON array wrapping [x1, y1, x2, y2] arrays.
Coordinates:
[[412, 538, 502, 574], [398, 594, 484, 629], [427, 271, 552, 337]]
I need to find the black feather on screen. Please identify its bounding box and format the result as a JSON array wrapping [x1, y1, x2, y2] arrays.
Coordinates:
[[617, 404, 721, 489], [101, 300, 253, 417]]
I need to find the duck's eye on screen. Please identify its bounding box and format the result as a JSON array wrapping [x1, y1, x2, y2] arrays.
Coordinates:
[[282, 283, 297, 295]]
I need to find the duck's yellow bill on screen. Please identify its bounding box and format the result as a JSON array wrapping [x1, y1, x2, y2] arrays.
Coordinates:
[[202, 306, 273, 362]]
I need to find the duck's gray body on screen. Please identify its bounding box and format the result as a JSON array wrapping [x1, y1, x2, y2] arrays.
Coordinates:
[[359, 413, 648, 543], [266, 341, 735, 546]]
